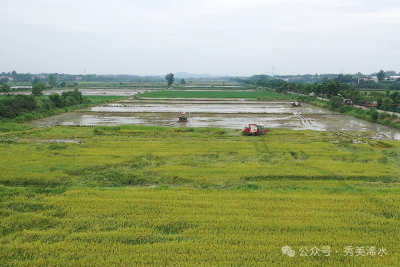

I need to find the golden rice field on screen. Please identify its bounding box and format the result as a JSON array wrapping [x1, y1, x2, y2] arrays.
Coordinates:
[[1, 125, 400, 266]]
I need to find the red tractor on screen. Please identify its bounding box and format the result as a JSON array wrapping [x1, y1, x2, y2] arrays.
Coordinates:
[[366, 101, 378, 108], [242, 124, 269, 135]]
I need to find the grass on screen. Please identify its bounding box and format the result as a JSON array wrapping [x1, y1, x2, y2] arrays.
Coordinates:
[[85, 95, 129, 102], [140, 90, 286, 99], [1, 125, 399, 266]]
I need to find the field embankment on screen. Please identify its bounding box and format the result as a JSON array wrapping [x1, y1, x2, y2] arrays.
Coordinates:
[[140, 90, 287, 100]]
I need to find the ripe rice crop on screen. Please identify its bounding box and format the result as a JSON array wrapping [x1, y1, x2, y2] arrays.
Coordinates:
[[0, 125, 399, 266], [1, 184, 400, 266]]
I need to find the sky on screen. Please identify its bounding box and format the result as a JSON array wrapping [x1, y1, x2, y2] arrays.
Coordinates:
[[1, 0, 399, 76]]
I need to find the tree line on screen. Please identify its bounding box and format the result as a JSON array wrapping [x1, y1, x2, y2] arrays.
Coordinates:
[[0, 87, 90, 119], [263, 81, 400, 111]]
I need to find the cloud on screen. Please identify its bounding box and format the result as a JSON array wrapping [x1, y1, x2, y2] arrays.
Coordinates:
[[1, 0, 399, 75]]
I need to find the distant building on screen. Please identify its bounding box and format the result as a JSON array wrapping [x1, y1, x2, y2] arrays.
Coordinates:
[[358, 77, 379, 83], [0, 76, 13, 81], [370, 77, 378, 83], [76, 77, 83, 80], [389, 76, 400, 81]]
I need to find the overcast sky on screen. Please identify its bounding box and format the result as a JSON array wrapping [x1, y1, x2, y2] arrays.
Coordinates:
[[1, 0, 399, 76]]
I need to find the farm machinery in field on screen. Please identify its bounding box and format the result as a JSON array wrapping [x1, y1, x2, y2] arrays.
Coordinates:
[[338, 94, 354, 105], [242, 124, 269, 135], [365, 101, 378, 108], [292, 100, 301, 107], [178, 112, 188, 122]]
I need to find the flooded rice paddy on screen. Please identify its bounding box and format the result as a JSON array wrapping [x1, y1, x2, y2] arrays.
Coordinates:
[[27, 98, 400, 140], [15, 88, 159, 96]]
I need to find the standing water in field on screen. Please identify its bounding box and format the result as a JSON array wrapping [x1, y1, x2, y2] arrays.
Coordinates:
[[26, 99, 400, 140]]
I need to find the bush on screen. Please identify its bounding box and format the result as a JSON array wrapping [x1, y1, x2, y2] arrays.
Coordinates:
[[328, 96, 343, 110], [370, 108, 379, 121], [379, 112, 388, 120]]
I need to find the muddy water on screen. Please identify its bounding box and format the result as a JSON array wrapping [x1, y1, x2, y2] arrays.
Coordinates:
[[13, 88, 159, 96], [91, 102, 331, 114], [26, 99, 400, 140]]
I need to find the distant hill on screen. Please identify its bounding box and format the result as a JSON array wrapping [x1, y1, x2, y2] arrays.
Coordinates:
[[174, 72, 217, 79]]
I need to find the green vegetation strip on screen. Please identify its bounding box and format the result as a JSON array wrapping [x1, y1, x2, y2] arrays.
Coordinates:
[[85, 95, 129, 102], [141, 90, 285, 99], [0, 95, 127, 131]]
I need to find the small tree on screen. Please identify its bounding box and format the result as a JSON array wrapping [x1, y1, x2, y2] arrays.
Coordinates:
[[165, 73, 175, 86], [31, 83, 44, 96], [377, 70, 385, 82], [0, 84, 11, 93], [328, 96, 343, 110], [180, 79, 186, 85], [370, 108, 379, 121], [382, 97, 393, 110], [60, 81, 67, 87], [32, 77, 40, 85], [48, 74, 58, 88], [49, 93, 65, 108]]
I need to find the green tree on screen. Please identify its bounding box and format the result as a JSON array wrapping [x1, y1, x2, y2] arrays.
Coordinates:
[[49, 93, 65, 108], [377, 70, 385, 82], [328, 96, 343, 109], [32, 77, 40, 85], [382, 97, 393, 110], [256, 80, 266, 87], [11, 70, 17, 80], [62, 87, 83, 104], [0, 84, 11, 93], [165, 73, 175, 86], [48, 74, 58, 88], [366, 96, 375, 104], [32, 83, 44, 96], [180, 79, 186, 85], [370, 108, 379, 121], [60, 81, 67, 87]]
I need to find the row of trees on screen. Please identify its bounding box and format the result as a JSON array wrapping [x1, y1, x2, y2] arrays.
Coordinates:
[[0, 88, 89, 119], [244, 71, 400, 87], [266, 81, 400, 111], [1, 71, 166, 83]]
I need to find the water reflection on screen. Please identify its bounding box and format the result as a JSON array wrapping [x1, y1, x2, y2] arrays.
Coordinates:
[[26, 100, 400, 141]]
